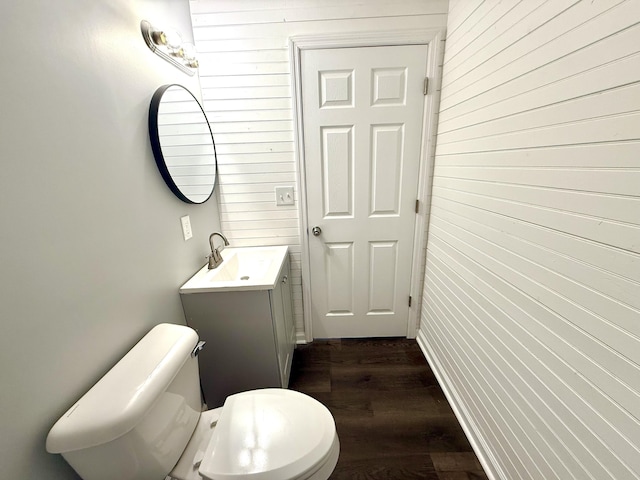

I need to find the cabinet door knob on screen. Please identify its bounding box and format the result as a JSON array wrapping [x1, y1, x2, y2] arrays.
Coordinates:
[[282, 275, 288, 284], [312, 226, 322, 236]]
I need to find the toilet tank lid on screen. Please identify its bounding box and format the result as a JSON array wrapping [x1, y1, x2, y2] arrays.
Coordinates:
[[46, 323, 199, 454]]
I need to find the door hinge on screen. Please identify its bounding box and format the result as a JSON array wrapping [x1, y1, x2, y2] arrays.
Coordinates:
[[415, 199, 420, 214], [423, 77, 429, 95], [408, 295, 412, 307]]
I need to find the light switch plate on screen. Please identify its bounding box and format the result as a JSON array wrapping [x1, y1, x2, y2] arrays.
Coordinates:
[[275, 186, 294, 206], [180, 215, 193, 241]]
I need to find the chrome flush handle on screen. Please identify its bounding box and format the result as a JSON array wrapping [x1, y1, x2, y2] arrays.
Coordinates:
[[191, 340, 206, 357]]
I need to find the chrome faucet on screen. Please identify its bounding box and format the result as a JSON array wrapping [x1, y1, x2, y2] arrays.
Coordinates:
[[208, 232, 229, 269]]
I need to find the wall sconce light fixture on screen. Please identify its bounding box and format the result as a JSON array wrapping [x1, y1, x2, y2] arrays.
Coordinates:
[[140, 20, 198, 76]]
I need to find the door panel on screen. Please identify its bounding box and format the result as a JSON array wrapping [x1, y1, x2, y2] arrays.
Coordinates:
[[325, 242, 354, 314], [321, 126, 354, 217], [302, 44, 427, 338], [368, 241, 398, 313], [371, 124, 404, 215]]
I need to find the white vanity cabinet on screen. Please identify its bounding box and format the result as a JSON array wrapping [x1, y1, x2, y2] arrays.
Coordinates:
[[179, 251, 295, 408]]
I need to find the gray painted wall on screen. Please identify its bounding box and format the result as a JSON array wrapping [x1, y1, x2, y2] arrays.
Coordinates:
[[0, 1, 221, 477]]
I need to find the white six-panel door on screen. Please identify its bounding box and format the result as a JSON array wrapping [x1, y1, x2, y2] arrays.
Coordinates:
[[301, 45, 427, 338]]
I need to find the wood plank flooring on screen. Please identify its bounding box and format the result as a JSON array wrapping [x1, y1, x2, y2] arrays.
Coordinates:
[[288, 338, 489, 480]]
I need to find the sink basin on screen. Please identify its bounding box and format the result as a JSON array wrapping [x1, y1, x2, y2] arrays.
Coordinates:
[[179, 246, 289, 293]]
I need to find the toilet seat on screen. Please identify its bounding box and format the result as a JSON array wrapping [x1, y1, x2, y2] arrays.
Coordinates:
[[170, 389, 338, 480], [199, 389, 338, 480]]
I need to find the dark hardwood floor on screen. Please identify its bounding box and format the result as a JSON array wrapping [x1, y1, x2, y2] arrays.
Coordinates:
[[288, 338, 489, 480]]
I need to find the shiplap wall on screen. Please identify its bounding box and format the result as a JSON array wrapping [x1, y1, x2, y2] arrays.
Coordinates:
[[189, 0, 448, 337], [418, 1, 640, 479]]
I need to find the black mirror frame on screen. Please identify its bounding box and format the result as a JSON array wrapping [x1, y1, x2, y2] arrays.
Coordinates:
[[148, 84, 218, 204]]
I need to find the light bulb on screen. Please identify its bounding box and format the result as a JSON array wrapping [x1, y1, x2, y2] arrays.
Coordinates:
[[182, 43, 197, 61], [162, 29, 182, 49], [150, 30, 166, 46]]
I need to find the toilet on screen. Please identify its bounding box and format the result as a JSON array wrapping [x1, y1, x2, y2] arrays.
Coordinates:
[[46, 323, 339, 480]]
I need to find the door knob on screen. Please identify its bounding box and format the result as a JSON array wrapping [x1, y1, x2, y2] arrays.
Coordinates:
[[312, 226, 322, 236]]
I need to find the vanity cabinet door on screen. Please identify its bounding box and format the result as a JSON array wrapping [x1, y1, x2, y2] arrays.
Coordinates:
[[280, 261, 295, 384], [270, 257, 295, 387]]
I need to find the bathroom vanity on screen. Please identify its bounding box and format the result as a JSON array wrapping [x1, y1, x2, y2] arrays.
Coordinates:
[[179, 246, 296, 407]]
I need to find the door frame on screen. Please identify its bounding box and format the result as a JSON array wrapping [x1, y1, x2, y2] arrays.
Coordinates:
[[290, 29, 445, 342]]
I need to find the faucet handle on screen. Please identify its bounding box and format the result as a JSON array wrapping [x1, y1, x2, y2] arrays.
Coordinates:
[[207, 232, 229, 270]]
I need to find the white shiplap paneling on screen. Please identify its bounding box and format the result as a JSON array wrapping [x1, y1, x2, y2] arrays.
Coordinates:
[[190, 0, 448, 338], [419, 1, 640, 479]]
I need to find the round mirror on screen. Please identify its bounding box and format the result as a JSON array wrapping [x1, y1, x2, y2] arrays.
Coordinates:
[[149, 84, 217, 204]]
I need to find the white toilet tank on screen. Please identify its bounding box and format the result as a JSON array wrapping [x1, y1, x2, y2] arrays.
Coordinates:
[[46, 323, 203, 480]]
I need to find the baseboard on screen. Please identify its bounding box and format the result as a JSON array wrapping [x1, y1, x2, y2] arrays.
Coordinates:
[[295, 331, 308, 345], [416, 329, 504, 480]]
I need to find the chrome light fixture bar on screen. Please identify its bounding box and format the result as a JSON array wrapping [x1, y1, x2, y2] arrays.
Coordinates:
[[140, 20, 198, 76]]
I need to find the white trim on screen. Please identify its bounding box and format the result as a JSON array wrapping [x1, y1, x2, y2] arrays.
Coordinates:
[[417, 329, 504, 480], [290, 29, 443, 50], [406, 31, 445, 338], [295, 331, 308, 345], [290, 38, 313, 342], [290, 29, 444, 342]]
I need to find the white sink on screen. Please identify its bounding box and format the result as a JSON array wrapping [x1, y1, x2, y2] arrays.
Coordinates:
[[179, 246, 289, 293]]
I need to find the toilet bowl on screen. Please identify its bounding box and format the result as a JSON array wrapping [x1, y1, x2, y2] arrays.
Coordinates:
[[46, 324, 339, 480]]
